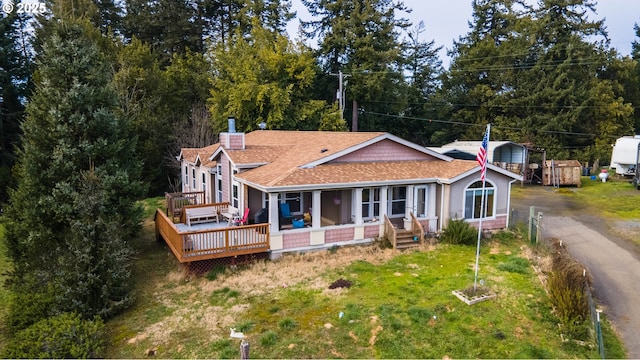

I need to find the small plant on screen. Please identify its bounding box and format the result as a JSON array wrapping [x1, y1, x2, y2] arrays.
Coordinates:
[[440, 218, 478, 245], [278, 317, 298, 331], [233, 321, 254, 333], [462, 285, 491, 298], [260, 330, 278, 346], [328, 244, 340, 254], [206, 265, 227, 281], [373, 235, 392, 249], [497, 257, 531, 274]]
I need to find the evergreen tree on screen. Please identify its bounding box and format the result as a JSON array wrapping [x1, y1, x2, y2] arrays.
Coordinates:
[[123, 0, 204, 66], [4, 19, 144, 328], [519, 0, 632, 159], [300, 0, 410, 132], [442, 0, 532, 143], [399, 20, 443, 145], [0, 10, 31, 204], [199, 0, 294, 47]]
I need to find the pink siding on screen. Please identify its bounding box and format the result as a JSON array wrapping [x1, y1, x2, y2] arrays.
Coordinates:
[[325, 227, 355, 244], [330, 139, 435, 163], [364, 224, 380, 238], [282, 231, 311, 249], [468, 215, 507, 230]]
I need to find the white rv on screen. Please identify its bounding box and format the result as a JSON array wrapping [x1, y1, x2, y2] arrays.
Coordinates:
[[610, 135, 640, 176]]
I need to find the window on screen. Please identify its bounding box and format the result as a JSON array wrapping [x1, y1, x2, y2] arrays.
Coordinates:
[[389, 186, 406, 216], [232, 181, 239, 208], [361, 188, 380, 219], [232, 169, 239, 208], [192, 168, 196, 188], [202, 172, 206, 192], [415, 186, 428, 217], [464, 181, 494, 219], [216, 165, 222, 202], [283, 192, 302, 214], [184, 166, 188, 188]]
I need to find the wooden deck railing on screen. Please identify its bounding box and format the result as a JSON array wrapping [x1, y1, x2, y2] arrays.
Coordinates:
[[155, 209, 270, 263], [166, 191, 206, 219], [409, 212, 425, 245], [179, 202, 230, 224], [383, 215, 397, 249]]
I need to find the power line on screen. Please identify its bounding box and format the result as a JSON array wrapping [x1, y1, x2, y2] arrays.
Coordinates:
[[362, 111, 599, 137]]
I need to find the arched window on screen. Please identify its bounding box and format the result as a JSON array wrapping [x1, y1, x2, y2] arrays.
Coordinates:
[[464, 181, 494, 219]]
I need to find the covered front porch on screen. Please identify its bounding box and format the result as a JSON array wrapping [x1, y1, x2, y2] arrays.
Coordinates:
[[244, 184, 438, 254]]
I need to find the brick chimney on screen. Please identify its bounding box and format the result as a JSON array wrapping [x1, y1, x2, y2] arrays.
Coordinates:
[[219, 116, 245, 150]]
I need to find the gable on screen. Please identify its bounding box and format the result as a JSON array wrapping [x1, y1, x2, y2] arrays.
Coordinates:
[[328, 139, 438, 163]]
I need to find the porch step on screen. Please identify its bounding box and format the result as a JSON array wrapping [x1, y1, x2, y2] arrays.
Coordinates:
[[395, 229, 421, 250]]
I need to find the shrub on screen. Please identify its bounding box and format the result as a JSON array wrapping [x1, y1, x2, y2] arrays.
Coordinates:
[[278, 317, 298, 331], [440, 218, 478, 245], [260, 330, 278, 346], [206, 265, 227, 281], [2, 312, 105, 359], [547, 241, 590, 339]]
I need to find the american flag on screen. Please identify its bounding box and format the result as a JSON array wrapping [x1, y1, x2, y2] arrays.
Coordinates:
[[477, 125, 490, 181]]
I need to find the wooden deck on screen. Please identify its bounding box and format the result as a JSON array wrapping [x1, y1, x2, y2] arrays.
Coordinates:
[[155, 209, 270, 263]]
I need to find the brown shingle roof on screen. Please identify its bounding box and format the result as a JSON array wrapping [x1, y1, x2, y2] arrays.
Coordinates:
[[229, 131, 386, 185], [239, 160, 477, 188], [180, 144, 219, 167]]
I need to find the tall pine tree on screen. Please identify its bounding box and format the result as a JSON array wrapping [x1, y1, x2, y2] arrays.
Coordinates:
[[4, 18, 144, 330], [0, 10, 31, 204]]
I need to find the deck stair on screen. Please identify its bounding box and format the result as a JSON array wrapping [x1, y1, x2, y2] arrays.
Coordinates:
[[395, 229, 421, 250]]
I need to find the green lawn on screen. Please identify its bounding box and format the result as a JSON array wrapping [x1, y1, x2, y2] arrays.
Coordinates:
[[571, 176, 640, 219], [0, 191, 629, 358], [104, 226, 625, 359]]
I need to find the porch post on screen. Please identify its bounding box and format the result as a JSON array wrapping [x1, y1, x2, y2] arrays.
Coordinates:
[[312, 190, 321, 228], [268, 192, 280, 233], [354, 188, 363, 225], [405, 185, 414, 230], [380, 186, 388, 219], [429, 184, 437, 218]]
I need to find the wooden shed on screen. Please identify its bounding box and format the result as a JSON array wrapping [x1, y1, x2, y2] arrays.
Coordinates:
[[542, 160, 582, 187]]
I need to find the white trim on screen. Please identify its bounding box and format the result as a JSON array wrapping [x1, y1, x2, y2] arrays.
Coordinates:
[[463, 179, 497, 220]]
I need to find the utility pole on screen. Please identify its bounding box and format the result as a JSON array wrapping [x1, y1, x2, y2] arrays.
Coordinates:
[[330, 71, 350, 121]]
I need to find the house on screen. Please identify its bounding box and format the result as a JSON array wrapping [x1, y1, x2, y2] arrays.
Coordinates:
[[156, 127, 522, 264], [610, 135, 640, 176], [429, 140, 527, 178]]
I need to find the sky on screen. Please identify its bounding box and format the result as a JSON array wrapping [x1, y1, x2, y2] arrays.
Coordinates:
[[287, 0, 640, 67]]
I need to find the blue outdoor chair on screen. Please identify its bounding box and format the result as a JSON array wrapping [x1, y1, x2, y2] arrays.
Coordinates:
[[280, 203, 293, 224]]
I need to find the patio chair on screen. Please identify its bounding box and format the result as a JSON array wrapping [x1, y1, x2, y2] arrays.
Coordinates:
[[233, 208, 251, 226], [280, 203, 293, 224]]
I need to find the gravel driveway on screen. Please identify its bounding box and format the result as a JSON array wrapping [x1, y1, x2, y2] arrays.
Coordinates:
[[511, 185, 640, 358]]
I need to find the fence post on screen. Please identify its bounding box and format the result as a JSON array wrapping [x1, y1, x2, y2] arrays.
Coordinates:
[[536, 212, 543, 244], [596, 309, 604, 359], [528, 206, 535, 243], [240, 340, 250, 359]]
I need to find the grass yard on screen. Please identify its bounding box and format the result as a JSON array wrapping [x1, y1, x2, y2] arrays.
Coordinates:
[[569, 176, 640, 219], [104, 220, 624, 358]]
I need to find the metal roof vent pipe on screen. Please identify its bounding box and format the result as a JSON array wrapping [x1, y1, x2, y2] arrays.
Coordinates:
[[228, 116, 236, 133]]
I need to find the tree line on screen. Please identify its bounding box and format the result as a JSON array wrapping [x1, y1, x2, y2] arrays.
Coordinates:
[[1, 0, 640, 356]]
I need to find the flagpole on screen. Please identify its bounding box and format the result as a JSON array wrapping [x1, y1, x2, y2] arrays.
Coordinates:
[[474, 124, 490, 293]]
